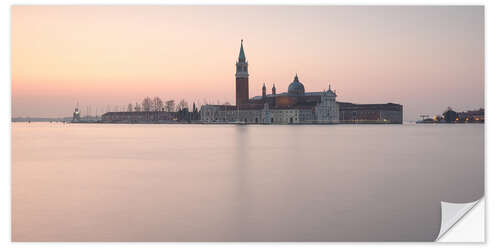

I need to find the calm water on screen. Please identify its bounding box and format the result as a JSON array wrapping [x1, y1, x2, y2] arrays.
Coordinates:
[[11, 123, 484, 241]]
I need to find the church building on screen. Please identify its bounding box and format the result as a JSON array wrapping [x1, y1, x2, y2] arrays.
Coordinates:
[[201, 40, 340, 124]]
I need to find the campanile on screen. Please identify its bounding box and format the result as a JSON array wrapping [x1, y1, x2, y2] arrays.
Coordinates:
[[235, 40, 249, 106]]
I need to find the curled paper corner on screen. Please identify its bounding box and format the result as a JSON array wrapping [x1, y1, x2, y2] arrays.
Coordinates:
[[436, 199, 482, 241]]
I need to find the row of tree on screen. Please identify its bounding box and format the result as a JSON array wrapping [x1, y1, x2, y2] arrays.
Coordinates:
[[127, 97, 190, 112], [125, 97, 201, 121]]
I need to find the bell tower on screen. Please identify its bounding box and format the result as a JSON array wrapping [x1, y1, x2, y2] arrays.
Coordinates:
[[235, 39, 249, 106]]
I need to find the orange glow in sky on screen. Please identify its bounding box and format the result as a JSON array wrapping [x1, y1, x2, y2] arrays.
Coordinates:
[[11, 6, 484, 119]]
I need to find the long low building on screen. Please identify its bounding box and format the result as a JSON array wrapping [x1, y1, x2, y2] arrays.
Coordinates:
[[101, 111, 177, 123], [338, 102, 403, 124], [200, 101, 403, 124]]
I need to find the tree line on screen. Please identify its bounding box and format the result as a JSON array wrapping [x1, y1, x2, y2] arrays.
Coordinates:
[[124, 97, 200, 121], [126, 97, 191, 113]]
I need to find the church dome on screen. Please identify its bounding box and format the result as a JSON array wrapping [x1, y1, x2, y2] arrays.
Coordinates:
[[288, 74, 305, 96]]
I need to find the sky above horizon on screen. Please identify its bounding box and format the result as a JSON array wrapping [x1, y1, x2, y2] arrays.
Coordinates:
[[11, 5, 484, 120]]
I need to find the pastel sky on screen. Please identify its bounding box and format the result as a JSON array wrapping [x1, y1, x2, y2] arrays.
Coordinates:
[[11, 5, 484, 120]]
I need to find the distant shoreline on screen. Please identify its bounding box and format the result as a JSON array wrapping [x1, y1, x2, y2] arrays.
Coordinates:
[[12, 120, 484, 125], [12, 119, 485, 125]]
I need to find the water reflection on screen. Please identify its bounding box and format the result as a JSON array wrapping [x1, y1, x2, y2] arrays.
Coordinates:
[[12, 123, 484, 241]]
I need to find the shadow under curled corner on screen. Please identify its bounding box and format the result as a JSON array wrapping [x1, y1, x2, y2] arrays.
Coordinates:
[[436, 198, 484, 242]]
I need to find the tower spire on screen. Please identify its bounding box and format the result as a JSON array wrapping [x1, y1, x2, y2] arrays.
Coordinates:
[[238, 39, 246, 62], [235, 40, 249, 106]]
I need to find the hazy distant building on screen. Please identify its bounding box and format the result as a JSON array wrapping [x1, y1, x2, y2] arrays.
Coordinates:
[[200, 41, 402, 124], [457, 108, 484, 122], [72, 107, 80, 122]]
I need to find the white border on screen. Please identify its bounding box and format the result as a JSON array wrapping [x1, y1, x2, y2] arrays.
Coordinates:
[[2, 0, 495, 249]]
